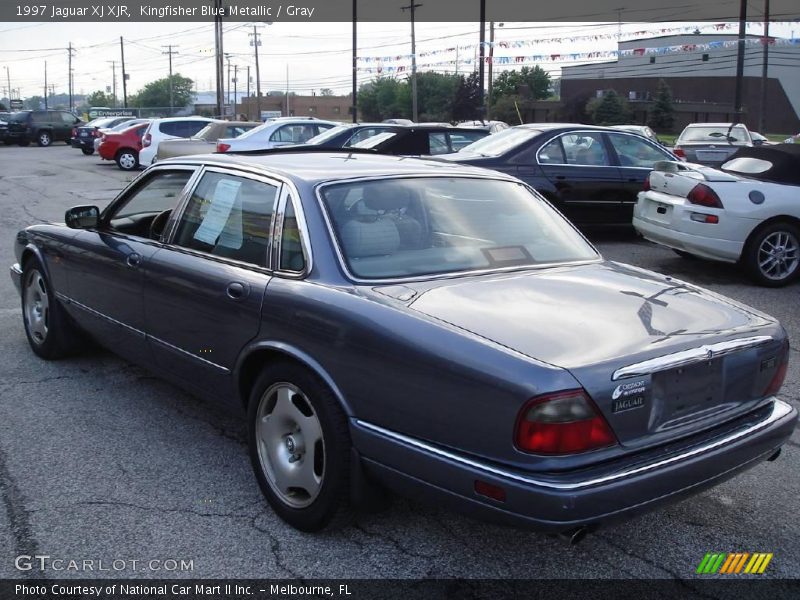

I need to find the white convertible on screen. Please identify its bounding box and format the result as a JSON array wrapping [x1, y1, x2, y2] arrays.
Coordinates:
[[633, 144, 800, 286]]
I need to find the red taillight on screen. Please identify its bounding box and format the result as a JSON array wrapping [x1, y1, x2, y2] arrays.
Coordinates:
[[673, 146, 686, 158], [764, 343, 790, 396], [514, 389, 617, 455], [687, 183, 723, 209], [143, 133, 151, 147], [642, 174, 651, 191], [216, 142, 230, 153]]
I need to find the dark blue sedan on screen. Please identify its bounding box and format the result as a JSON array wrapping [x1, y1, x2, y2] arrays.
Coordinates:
[[10, 151, 795, 536], [439, 123, 677, 226]]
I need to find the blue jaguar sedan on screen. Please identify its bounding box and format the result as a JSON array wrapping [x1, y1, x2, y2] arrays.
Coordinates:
[[10, 150, 795, 536]]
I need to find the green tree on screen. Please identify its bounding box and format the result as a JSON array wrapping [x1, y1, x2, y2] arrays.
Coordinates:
[[319, 88, 334, 96], [647, 79, 675, 133], [130, 74, 194, 109], [357, 76, 409, 121], [415, 71, 460, 122], [491, 66, 550, 104], [586, 90, 630, 125], [23, 96, 44, 110], [85, 90, 114, 107], [452, 72, 483, 121], [491, 95, 526, 125]]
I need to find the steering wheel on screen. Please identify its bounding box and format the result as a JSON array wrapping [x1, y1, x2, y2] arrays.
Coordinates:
[[149, 209, 173, 241]]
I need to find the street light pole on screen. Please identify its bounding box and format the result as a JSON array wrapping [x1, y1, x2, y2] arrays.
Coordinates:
[[758, 0, 770, 132], [733, 0, 747, 123]]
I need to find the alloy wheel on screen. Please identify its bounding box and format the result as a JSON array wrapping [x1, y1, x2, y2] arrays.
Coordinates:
[[757, 230, 799, 282], [24, 269, 49, 345], [255, 382, 326, 509], [118, 152, 136, 170]]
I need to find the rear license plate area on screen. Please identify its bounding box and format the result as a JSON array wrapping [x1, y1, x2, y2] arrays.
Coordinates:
[[652, 359, 724, 426], [647, 201, 672, 223]]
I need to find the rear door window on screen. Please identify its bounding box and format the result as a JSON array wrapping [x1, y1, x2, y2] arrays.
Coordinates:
[[270, 124, 317, 143], [172, 171, 278, 267], [559, 133, 610, 166], [607, 133, 671, 168]]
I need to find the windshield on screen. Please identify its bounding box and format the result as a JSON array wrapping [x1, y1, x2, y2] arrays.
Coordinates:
[[87, 117, 115, 128], [321, 177, 598, 280], [456, 127, 541, 156], [8, 112, 30, 122], [679, 126, 749, 144], [352, 131, 397, 149], [110, 119, 144, 131]]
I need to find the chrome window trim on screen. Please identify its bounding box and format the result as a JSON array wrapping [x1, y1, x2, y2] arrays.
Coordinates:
[[272, 185, 313, 279], [315, 173, 601, 285], [355, 398, 793, 491], [612, 335, 774, 381], [535, 130, 674, 168]]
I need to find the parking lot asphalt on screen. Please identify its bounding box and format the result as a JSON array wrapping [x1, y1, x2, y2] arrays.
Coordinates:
[[0, 145, 798, 581]]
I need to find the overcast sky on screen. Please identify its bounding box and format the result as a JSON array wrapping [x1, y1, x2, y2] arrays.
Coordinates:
[[0, 19, 793, 100]]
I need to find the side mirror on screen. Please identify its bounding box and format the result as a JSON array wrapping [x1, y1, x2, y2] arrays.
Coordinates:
[[753, 139, 764, 146], [65, 205, 100, 229]]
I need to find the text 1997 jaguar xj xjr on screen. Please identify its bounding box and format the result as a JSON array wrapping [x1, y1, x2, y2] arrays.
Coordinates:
[[10, 150, 796, 535]]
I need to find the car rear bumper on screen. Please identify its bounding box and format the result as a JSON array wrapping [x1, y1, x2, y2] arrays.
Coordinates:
[[352, 398, 796, 532], [10, 262, 22, 295]]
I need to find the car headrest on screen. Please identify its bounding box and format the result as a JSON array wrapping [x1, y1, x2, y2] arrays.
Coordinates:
[[362, 184, 413, 212], [340, 217, 400, 258]]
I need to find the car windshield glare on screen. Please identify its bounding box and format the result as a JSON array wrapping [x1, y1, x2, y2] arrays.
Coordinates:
[[321, 177, 598, 280], [680, 126, 748, 143], [307, 125, 350, 145], [457, 128, 541, 156]]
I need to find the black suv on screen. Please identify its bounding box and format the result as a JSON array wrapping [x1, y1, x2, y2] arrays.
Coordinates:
[[5, 110, 83, 147]]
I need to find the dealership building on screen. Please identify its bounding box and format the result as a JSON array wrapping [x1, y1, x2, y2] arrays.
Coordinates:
[[560, 33, 800, 133]]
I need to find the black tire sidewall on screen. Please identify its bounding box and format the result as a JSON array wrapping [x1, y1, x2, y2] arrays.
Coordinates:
[[247, 362, 351, 532], [81, 147, 94, 155], [744, 222, 800, 287]]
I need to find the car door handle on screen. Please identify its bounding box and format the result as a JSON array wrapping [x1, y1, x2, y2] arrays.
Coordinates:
[[126, 253, 141, 268], [226, 282, 249, 300]]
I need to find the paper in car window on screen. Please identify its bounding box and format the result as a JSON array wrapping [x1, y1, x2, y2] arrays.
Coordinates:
[[193, 179, 242, 246]]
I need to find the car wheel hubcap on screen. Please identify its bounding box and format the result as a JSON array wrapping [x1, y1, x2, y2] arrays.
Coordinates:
[[758, 231, 799, 281], [255, 382, 324, 508], [24, 270, 49, 344], [40, 134, 49, 144], [120, 154, 135, 169]]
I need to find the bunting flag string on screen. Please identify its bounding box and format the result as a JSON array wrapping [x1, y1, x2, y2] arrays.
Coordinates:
[[356, 21, 797, 66], [357, 35, 800, 74]]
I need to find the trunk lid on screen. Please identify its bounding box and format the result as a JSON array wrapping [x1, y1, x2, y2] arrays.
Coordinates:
[[405, 261, 784, 449]]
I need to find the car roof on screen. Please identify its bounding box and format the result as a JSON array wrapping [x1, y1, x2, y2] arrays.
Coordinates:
[[157, 150, 517, 186], [683, 123, 746, 128], [149, 116, 215, 123]]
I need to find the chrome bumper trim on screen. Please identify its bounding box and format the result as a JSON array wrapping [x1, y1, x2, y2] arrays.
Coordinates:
[[612, 336, 773, 381], [355, 398, 793, 491]]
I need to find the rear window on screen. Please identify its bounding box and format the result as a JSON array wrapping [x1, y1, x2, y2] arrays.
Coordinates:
[[721, 157, 772, 174], [321, 177, 597, 280], [679, 126, 749, 143], [8, 112, 30, 123], [457, 128, 541, 157]]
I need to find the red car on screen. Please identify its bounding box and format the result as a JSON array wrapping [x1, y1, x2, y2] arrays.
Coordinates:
[[98, 122, 149, 170]]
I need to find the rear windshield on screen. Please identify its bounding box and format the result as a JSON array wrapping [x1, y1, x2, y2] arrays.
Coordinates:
[[679, 126, 749, 143], [456, 127, 541, 156], [8, 112, 30, 122], [320, 177, 597, 280]]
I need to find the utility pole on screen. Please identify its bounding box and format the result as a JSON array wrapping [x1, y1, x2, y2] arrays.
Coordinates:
[[246, 65, 251, 116], [233, 64, 238, 117], [758, 0, 770, 132], [733, 0, 747, 124], [120, 37, 128, 108], [108, 61, 117, 107], [44, 61, 48, 110], [478, 0, 486, 118], [487, 21, 494, 119], [67, 42, 75, 110], [352, 0, 358, 122], [4, 66, 10, 102], [249, 25, 262, 120], [401, 1, 422, 122], [162, 45, 179, 116], [224, 53, 232, 108], [285, 64, 290, 116], [214, 0, 225, 118]]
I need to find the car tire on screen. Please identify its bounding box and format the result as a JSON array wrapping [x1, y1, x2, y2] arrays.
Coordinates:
[[21, 259, 83, 360], [81, 147, 94, 155], [248, 362, 352, 532], [115, 149, 139, 171], [36, 131, 52, 147], [742, 221, 800, 287]]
